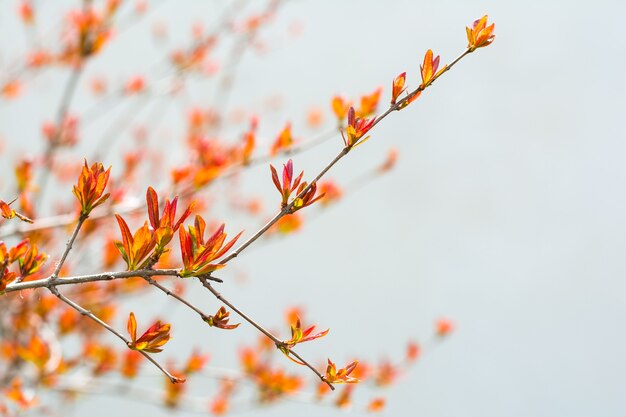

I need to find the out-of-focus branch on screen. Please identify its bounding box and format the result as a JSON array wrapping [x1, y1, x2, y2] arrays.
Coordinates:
[[37, 66, 84, 205], [0, 128, 336, 239]]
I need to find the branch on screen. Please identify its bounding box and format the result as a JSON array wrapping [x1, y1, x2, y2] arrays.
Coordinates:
[[144, 276, 334, 389], [37, 66, 84, 205], [211, 0, 282, 135], [142, 276, 211, 322], [3, 268, 220, 294], [218, 147, 349, 265], [218, 47, 475, 265], [0, 128, 337, 239], [198, 277, 335, 390], [47, 285, 182, 383], [79, 0, 247, 128], [49, 213, 88, 282], [373, 48, 471, 129]]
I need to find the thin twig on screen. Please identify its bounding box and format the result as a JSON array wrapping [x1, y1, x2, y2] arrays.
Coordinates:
[[219, 147, 350, 265], [50, 214, 88, 282], [218, 47, 474, 265], [198, 277, 334, 390], [48, 285, 182, 383], [372, 48, 472, 129], [143, 276, 210, 322]]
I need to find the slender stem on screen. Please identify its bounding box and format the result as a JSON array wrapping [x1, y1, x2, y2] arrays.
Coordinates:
[[218, 208, 287, 264], [141, 353, 184, 384], [198, 277, 334, 390], [50, 214, 87, 281], [50, 286, 124, 341], [143, 276, 210, 322], [199, 278, 277, 342], [373, 48, 472, 129], [48, 285, 182, 383], [218, 48, 474, 266], [308, 147, 351, 185]]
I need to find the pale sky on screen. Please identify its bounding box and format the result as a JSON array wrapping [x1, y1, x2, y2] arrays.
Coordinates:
[[2, 1, 626, 416]]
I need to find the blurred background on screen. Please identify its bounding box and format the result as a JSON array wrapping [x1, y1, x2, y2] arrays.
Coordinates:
[[2, 0, 626, 416]]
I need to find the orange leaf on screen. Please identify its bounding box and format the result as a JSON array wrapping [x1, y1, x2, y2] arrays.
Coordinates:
[[205, 306, 240, 330], [146, 186, 159, 229], [420, 49, 440, 88], [466, 15, 496, 51], [72, 160, 111, 216], [391, 72, 406, 105], [128, 312, 171, 353], [326, 359, 359, 384], [127, 312, 138, 343], [179, 216, 242, 277]]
